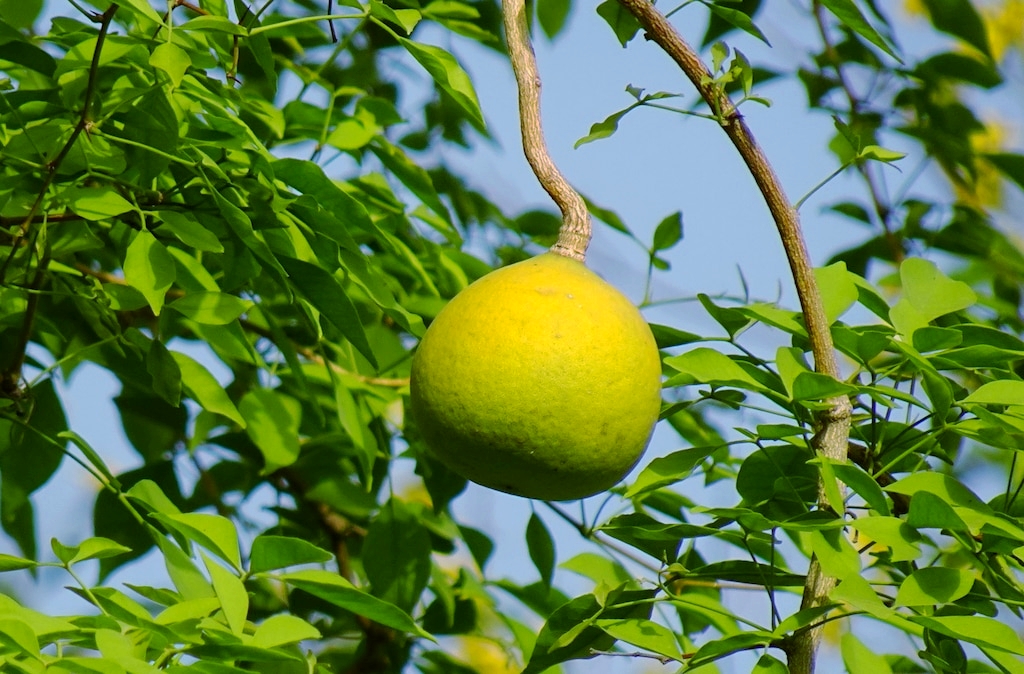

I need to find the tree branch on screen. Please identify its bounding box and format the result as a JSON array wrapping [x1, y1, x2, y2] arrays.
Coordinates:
[[502, 0, 591, 261], [613, 3, 853, 672], [0, 3, 119, 397]]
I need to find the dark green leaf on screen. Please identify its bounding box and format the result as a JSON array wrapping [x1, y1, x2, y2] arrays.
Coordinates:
[[651, 211, 683, 252], [522, 588, 656, 674], [596, 0, 640, 47], [920, 0, 991, 58], [624, 445, 718, 498], [819, 0, 900, 60], [0, 379, 67, 560], [526, 513, 556, 588], [537, 0, 571, 39], [705, 3, 769, 46], [238, 388, 301, 474], [277, 256, 378, 369], [249, 535, 334, 574], [397, 38, 485, 131], [146, 339, 182, 407], [281, 569, 433, 640], [362, 500, 432, 613]]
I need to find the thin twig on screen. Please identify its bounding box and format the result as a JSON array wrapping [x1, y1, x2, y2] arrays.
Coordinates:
[[613, 3, 853, 672], [1, 4, 119, 397], [71, 264, 410, 388], [810, 0, 903, 263], [502, 0, 591, 261]]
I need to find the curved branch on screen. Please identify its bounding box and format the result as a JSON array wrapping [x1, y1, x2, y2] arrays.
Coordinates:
[[502, 0, 591, 261], [613, 2, 853, 672]]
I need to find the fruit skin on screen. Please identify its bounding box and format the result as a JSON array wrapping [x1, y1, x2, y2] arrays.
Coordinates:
[[409, 252, 662, 501]]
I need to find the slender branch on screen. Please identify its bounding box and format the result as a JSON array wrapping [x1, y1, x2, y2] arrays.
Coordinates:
[[613, 3, 853, 672], [810, 1, 903, 263], [502, 0, 591, 261], [71, 264, 410, 388], [0, 4, 119, 396]]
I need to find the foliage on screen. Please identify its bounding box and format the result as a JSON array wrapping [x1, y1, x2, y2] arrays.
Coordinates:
[[1, 0, 1023, 673]]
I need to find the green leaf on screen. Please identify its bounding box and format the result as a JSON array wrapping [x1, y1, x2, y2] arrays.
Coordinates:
[[648, 324, 702, 348], [170, 351, 245, 427], [167, 292, 252, 325], [807, 527, 861, 581], [559, 552, 632, 587], [249, 535, 333, 574], [827, 460, 890, 516], [362, 500, 432, 613], [369, 0, 421, 33], [651, 211, 683, 253], [537, 0, 571, 39], [683, 560, 805, 587], [595, 617, 683, 661], [894, 567, 974, 607], [211, 188, 289, 287], [181, 15, 249, 35], [575, 102, 640, 148], [56, 537, 132, 566], [985, 153, 1024, 193], [370, 140, 452, 224], [157, 210, 224, 253], [599, 513, 716, 561], [884, 471, 988, 509], [705, 4, 769, 46], [819, 0, 900, 60], [906, 491, 970, 532], [203, 553, 248, 635], [858, 145, 905, 162], [911, 615, 1024, 655], [0, 379, 67, 561], [0, 554, 39, 572], [920, 0, 991, 58], [278, 256, 378, 368], [238, 388, 301, 475], [814, 262, 859, 324], [736, 444, 818, 513], [526, 513, 556, 589], [116, 0, 162, 22], [963, 380, 1024, 406], [150, 42, 190, 88], [688, 631, 775, 668], [272, 160, 374, 238], [146, 339, 182, 407], [583, 194, 638, 239], [155, 535, 215, 600], [152, 512, 241, 571], [523, 588, 655, 674], [890, 258, 976, 337], [124, 230, 176, 316], [62, 186, 134, 220], [698, 294, 752, 337], [397, 38, 485, 130], [753, 654, 790, 674], [252, 614, 321, 649], [624, 445, 718, 498], [281, 569, 434, 640], [0, 618, 41, 661], [664, 347, 765, 390], [596, 0, 640, 47], [841, 631, 894, 674]]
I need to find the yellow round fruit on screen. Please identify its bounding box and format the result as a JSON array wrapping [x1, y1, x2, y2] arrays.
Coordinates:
[[409, 251, 662, 501]]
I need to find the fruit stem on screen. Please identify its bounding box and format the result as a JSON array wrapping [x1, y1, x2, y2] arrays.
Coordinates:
[[502, 0, 591, 262]]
